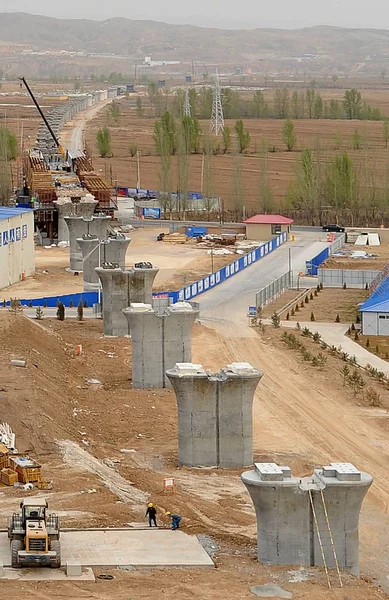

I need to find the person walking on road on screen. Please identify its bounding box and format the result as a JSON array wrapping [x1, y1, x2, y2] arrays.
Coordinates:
[[166, 511, 182, 531], [145, 503, 157, 527]]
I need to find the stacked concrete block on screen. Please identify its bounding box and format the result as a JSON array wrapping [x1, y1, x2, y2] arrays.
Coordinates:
[[123, 302, 199, 388], [78, 234, 131, 290], [241, 462, 372, 576], [96, 266, 159, 336], [64, 215, 111, 271], [166, 362, 263, 468], [55, 195, 98, 243]]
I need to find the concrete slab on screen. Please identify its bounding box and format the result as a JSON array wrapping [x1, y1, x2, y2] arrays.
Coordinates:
[[0, 567, 95, 581], [0, 530, 214, 568], [250, 584, 293, 598]]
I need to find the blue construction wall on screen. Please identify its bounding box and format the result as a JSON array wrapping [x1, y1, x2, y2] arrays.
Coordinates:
[[306, 248, 329, 276], [175, 232, 287, 302], [6, 232, 287, 307]]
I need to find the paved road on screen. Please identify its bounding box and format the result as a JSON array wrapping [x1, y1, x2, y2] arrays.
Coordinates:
[[197, 231, 328, 334]]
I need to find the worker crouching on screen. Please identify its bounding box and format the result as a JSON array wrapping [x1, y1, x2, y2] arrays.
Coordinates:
[[166, 511, 182, 531]]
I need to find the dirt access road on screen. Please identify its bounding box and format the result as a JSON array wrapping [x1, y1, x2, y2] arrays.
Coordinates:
[[60, 95, 124, 152]]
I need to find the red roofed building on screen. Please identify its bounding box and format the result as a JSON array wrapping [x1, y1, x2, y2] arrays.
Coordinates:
[[243, 214, 294, 241]]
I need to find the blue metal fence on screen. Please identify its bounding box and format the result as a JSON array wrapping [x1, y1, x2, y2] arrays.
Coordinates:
[[175, 232, 287, 302], [306, 248, 329, 276], [6, 232, 287, 308]]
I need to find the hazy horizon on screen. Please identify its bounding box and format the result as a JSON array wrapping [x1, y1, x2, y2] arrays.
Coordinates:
[[1, 1, 389, 30]]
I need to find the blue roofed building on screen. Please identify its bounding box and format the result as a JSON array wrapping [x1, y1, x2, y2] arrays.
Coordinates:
[[360, 273, 389, 336]]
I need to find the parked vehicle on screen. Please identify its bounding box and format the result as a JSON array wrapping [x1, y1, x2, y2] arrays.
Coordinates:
[[322, 224, 345, 233]]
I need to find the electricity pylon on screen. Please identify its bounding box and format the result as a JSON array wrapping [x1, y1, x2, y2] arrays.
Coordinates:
[[210, 70, 224, 135]]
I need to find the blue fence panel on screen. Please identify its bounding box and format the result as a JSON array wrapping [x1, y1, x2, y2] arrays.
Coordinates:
[[306, 247, 329, 276], [176, 232, 287, 302]]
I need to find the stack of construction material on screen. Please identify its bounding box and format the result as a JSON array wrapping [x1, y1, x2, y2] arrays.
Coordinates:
[[0, 443, 9, 469], [9, 456, 42, 485], [162, 232, 187, 244]]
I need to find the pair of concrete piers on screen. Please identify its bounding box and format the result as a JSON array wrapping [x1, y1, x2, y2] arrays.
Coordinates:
[[242, 461, 372, 576]]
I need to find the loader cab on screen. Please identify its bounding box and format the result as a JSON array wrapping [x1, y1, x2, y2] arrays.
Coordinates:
[[20, 499, 48, 524]]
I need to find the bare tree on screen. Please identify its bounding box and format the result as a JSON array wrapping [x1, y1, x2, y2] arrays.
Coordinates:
[[230, 138, 243, 220]]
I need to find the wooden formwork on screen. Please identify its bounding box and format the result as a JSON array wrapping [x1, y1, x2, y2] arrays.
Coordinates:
[[25, 155, 57, 203], [74, 155, 93, 173], [78, 172, 112, 208], [1, 468, 18, 486]]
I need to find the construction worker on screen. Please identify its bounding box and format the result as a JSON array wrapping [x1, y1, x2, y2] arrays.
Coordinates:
[[145, 503, 157, 527], [166, 511, 182, 531]]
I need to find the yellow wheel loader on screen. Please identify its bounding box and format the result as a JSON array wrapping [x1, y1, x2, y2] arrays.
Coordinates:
[[8, 498, 61, 568]]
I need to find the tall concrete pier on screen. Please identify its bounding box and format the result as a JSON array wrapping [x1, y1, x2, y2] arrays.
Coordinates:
[[65, 215, 111, 271], [96, 265, 159, 336], [55, 195, 98, 242], [123, 302, 199, 388], [78, 235, 131, 290], [241, 462, 372, 576], [166, 362, 262, 468]]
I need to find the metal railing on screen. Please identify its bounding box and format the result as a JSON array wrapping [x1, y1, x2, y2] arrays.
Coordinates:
[[256, 271, 292, 308]]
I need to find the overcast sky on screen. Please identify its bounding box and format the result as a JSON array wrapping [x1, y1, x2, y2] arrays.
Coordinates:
[[1, 0, 388, 29]]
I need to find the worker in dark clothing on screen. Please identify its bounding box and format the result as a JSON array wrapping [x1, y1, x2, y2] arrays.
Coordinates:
[[166, 511, 182, 531], [145, 503, 157, 527]]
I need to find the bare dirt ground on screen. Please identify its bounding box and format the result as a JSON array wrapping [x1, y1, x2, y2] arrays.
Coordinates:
[[323, 242, 389, 271], [1, 312, 389, 598], [285, 288, 369, 323], [0, 228, 245, 300]]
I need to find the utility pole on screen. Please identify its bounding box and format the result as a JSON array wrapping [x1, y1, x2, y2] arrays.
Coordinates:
[[200, 153, 205, 194], [210, 70, 224, 136], [136, 151, 141, 190]]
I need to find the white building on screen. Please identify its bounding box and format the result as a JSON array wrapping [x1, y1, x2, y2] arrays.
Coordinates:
[[0, 207, 35, 291]]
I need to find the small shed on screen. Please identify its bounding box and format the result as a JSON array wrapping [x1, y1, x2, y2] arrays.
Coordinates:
[[360, 276, 389, 336], [244, 214, 293, 241]]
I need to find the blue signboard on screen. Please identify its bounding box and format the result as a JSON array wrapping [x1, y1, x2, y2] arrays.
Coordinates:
[[9, 229, 15, 243], [3, 231, 8, 246], [143, 207, 161, 219]]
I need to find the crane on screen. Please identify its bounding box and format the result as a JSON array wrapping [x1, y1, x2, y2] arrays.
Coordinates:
[[19, 77, 66, 160]]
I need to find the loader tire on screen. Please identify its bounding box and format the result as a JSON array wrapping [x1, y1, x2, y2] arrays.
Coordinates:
[[51, 540, 61, 568], [11, 539, 23, 568]]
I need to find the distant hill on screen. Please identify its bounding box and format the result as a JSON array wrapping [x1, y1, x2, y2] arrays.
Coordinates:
[[1, 12, 389, 66]]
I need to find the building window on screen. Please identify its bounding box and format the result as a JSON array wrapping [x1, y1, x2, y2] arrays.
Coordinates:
[[271, 224, 282, 234]]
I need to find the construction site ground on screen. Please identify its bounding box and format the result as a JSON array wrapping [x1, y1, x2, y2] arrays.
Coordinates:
[[1, 310, 389, 598], [323, 242, 389, 271], [0, 227, 241, 301]]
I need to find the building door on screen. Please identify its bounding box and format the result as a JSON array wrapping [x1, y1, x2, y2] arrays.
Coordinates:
[[378, 314, 389, 335]]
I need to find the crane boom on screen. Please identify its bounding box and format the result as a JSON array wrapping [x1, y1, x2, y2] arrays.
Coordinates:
[[19, 77, 66, 160]]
